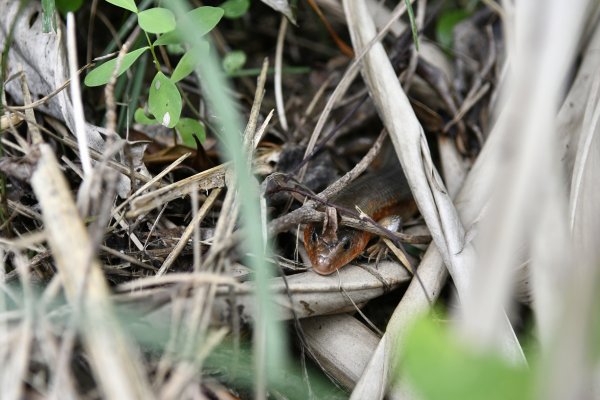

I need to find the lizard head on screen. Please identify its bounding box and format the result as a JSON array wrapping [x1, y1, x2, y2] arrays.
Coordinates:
[[303, 224, 371, 275]]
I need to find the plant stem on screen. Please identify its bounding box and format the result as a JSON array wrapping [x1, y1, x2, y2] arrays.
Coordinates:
[[143, 31, 161, 72]]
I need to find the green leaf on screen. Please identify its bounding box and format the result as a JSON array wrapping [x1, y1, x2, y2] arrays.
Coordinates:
[[436, 9, 470, 50], [84, 47, 149, 87], [186, 6, 224, 36], [56, 0, 84, 13], [148, 72, 182, 128], [222, 50, 246, 74], [172, 42, 210, 83], [105, 0, 138, 13], [176, 118, 206, 146], [402, 317, 534, 400], [137, 7, 176, 34], [221, 0, 250, 19], [154, 6, 224, 46], [154, 31, 181, 46], [134, 108, 157, 125], [166, 44, 186, 55]]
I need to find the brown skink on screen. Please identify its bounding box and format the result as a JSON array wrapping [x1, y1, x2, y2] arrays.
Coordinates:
[[304, 162, 416, 275]]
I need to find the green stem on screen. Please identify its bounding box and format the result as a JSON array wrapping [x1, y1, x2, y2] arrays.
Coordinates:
[[143, 31, 161, 72], [102, 0, 154, 55]]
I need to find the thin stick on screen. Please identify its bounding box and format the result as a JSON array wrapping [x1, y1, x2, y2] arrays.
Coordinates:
[[268, 129, 387, 235], [66, 13, 91, 176], [158, 188, 222, 276], [299, 1, 412, 181], [274, 16, 289, 131]]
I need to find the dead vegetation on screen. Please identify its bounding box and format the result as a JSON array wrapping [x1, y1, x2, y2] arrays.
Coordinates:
[[1, 0, 600, 399]]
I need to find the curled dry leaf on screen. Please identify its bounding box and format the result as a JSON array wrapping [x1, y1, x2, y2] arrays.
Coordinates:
[[133, 261, 411, 326], [301, 314, 381, 389], [260, 0, 296, 24], [210, 260, 411, 323]]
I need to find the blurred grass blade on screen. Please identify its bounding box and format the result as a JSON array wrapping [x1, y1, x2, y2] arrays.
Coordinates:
[[41, 0, 56, 32], [459, 0, 587, 357], [168, 1, 287, 397], [404, 0, 419, 51]]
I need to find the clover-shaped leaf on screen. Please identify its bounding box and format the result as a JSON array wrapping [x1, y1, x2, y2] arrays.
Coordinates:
[[84, 47, 148, 87], [154, 7, 224, 46], [172, 41, 209, 82], [134, 108, 157, 125], [105, 0, 138, 13], [223, 50, 246, 74], [221, 0, 250, 19], [176, 118, 206, 147], [137, 7, 176, 34], [148, 72, 182, 128]]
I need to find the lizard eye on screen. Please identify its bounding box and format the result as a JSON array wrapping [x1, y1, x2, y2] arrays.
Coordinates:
[[342, 238, 351, 251], [311, 230, 318, 242]]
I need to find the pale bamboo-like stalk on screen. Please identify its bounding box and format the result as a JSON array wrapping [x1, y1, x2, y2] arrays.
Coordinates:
[[274, 16, 288, 131], [66, 13, 92, 176], [31, 145, 153, 400], [460, 0, 588, 354], [531, 20, 600, 349], [342, 0, 473, 301], [534, 18, 600, 395]]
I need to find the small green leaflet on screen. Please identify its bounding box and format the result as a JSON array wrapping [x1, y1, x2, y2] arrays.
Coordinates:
[[154, 7, 224, 46], [56, 0, 84, 13], [105, 0, 138, 13], [223, 50, 246, 74], [84, 47, 149, 87], [221, 0, 250, 19], [137, 8, 176, 34], [186, 6, 225, 37], [153, 31, 180, 46], [401, 317, 534, 400], [176, 118, 206, 146], [172, 42, 210, 83], [166, 44, 186, 55], [134, 108, 157, 125], [436, 9, 470, 50], [148, 72, 182, 128]]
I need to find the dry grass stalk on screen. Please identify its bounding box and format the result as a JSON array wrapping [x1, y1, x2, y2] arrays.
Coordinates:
[[459, 0, 587, 357], [30, 145, 152, 399]]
